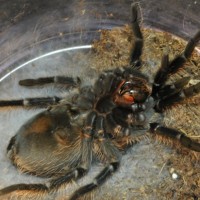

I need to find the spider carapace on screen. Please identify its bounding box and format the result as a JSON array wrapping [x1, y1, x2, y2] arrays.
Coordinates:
[[0, 3, 200, 200]]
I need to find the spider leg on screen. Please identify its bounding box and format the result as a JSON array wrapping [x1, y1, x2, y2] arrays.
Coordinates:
[[70, 162, 119, 200], [19, 76, 80, 87], [152, 54, 169, 96], [0, 147, 90, 196], [49, 112, 96, 191], [152, 30, 200, 95], [155, 81, 200, 112], [156, 76, 191, 98], [49, 113, 97, 190], [0, 184, 48, 196], [0, 76, 80, 107], [44, 110, 97, 191], [150, 123, 200, 152], [70, 115, 120, 200], [130, 3, 143, 67], [0, 96, 61, 107], [169, 30, 200, 74], [93, 71, 117, 96]]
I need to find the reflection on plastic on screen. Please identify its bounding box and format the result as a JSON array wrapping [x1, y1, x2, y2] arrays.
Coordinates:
[[0, 45, 92, 82]]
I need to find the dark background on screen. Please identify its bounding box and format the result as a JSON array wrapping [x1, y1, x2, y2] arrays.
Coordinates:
[[1, 0, 200, 36]]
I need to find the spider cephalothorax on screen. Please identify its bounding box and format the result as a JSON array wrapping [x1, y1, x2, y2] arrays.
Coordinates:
[[0, 3, 200, 200]]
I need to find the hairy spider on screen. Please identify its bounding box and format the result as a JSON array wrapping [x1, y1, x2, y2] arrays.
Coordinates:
[[0, 3, 200, 200]]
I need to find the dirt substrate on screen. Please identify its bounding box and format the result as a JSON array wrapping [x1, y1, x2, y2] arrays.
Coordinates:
[[1, 26, 200, 200]]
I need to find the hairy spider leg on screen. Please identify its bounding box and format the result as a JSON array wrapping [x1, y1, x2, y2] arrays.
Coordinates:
[[71, 86, 96, 111], [19, 76, 80, 87], [70, 115, 120, 200], [70, 163, 119, 200], [155, 81, 200, 111], [155, 76, 191, 98], [152, 30, 200, 92], [169, 30, 200, 74], [152, 54, 169, 96], [0, 184, 48, 196], [130, 3, 143, 67], [0, 76, 80, 107], [0, 96, 61, 107], [48, 111, 96, 191], [152, 30, 200, 111], [152, 55, 194, 98], [150, 123, 200, 152]]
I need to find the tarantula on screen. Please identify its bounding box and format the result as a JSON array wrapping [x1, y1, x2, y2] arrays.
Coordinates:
[[0, 3, 200, 200]]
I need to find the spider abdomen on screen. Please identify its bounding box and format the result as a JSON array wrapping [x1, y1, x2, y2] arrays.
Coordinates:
[[7, 105, 82, 177]]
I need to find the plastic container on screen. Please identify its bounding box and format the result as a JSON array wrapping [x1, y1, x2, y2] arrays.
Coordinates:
[[0, 0, 199, 199]]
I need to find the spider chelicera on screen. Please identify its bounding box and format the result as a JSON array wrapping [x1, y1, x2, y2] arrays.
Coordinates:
[[0, 3, 200, 200]]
